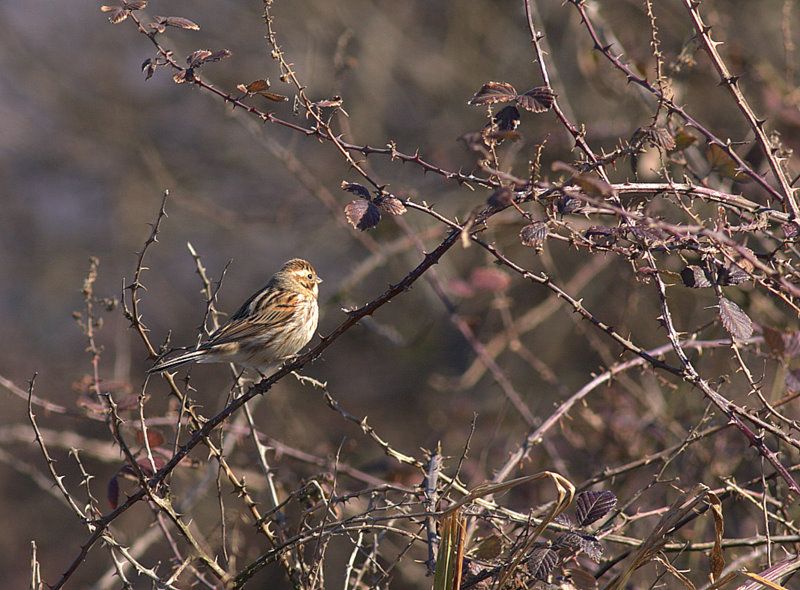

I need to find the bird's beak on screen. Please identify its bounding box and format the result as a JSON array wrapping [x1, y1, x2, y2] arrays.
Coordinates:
[[317, 277, 323, 284]]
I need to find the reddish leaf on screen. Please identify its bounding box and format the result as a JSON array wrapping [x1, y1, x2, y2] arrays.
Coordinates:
[[344, 199, 381, 231], [516, 86, 556, 113], [719, 297, 753, 340], [468, 81, 517, 106], [123, 0, 147, 9]]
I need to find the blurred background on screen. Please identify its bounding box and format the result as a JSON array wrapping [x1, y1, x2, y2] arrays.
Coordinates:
[[2, 0, 800, 587]]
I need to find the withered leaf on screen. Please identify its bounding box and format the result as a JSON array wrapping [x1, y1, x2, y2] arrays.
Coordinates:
[[516, 86, 556, 113], [237, 79, 270, 94], [123, 0, 147, 9], [375, 194, 406, 216], [156, 15, 201, 31], [494, 105, 521, 131], [101, 5, 128, 24], [719, 297, 753, 340], [681, 265, 714, 288], [468, 81, 517, 106], [341, 181, 372, 199], [173, 70, 189, 84], [575, 490, 617, 527], [259, 91, 288, 102], [187, 50, 212, 67], [706, 144, 749, 182], [526, 546, 558, 580], [470, 267, 512, 293], [520, 221, 548, 250], [344, 199, 381, 231]]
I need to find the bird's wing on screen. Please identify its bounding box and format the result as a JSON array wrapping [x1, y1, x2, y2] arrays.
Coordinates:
[[201, 290, 300, 348]]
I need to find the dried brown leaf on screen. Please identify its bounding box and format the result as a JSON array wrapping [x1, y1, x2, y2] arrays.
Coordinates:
[[520, 221, 548, 250], [344, 199, 381, 231], [707, 144, 749, 182], [101, 6, 129, 24], [340, 181, 371, 199], [516, 86, 556, 113], [468, 81, 517, 106], [719, 297, 753, 340], [375, 194, 406, 216], [156, 15, 201, 30], [237, 79, 270, 94]]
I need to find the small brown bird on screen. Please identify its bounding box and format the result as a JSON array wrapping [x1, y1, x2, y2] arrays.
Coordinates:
[[148, 258, 321, 374]]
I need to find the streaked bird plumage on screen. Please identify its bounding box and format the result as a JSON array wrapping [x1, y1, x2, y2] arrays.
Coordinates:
[[148, 258, 321, 374]]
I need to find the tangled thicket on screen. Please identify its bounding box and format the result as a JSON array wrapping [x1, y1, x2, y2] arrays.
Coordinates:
[[9, 0, 800, 588]]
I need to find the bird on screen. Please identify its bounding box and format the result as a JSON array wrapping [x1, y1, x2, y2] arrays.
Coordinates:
[[148, 258, 321, 374]]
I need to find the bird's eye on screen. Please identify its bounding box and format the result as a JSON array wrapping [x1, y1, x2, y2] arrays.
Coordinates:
[[307, 273, 313, 280]]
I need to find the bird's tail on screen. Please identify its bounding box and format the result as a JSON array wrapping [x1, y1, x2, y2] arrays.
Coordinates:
[[147, 349, 208, 374]]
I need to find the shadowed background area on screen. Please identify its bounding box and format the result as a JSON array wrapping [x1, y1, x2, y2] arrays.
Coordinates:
[[2, 0, 800, 587]]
